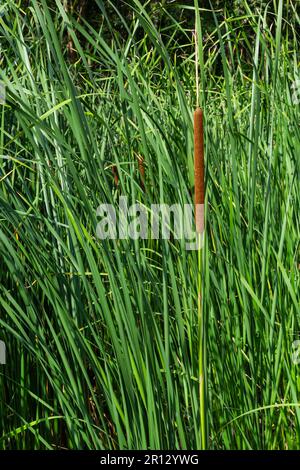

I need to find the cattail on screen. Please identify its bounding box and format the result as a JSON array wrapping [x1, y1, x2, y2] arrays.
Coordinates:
[[137, 155, 145, 191], [194, 20, 208, 452], [194, 107, 205, 233], [111, 165, 119, 187]]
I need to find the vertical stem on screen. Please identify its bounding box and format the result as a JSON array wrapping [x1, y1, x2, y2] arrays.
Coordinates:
[[198, 232, 206, 449], [194, 107, 206, 451], [195, 27, 199, 108], [194, 109, 207, 449], [194, 2, 207, 449]]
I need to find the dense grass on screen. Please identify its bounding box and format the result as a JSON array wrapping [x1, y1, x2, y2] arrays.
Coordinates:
[[0, 0, 299, 449]]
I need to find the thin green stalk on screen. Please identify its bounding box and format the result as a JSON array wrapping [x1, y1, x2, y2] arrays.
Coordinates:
[[198, 232, 207, 449]]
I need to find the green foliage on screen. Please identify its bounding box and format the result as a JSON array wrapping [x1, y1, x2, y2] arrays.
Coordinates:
[[0, 0, 299, 450]]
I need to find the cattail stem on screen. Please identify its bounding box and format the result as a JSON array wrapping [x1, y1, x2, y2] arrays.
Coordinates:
[[194, 28, 199, 108], [194, 108, 207, 450], [195, 108, 207, 450], [194, 5, 207, 448], [197, 232, 206, 449]]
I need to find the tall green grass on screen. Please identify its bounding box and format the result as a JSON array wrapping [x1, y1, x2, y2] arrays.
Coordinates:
[[0, 0, 299, 449]]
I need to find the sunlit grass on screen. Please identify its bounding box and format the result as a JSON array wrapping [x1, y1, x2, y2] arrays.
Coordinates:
[[0, 0, 299, 450]]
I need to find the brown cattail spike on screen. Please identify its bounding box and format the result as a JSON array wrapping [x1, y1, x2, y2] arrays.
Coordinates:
[[194, 107, 205, 233], [138, 155, 145, 192], [111, 165, 119, 187]]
